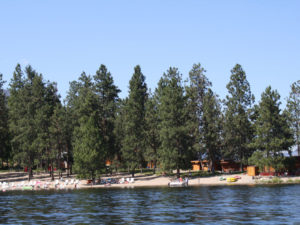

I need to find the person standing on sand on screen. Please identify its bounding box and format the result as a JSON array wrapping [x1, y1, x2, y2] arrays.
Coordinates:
[[185, 177, 189, 185]]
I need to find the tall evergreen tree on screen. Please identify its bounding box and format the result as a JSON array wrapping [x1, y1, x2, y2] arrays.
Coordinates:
[[49, 103, 68, 180], [186, 63, 212, 160], [251, 86, 294, 171], [9, 65, 39, 180], [121, 65, 147, 177], [0, 74, 10, 165], [202, 89, 222, 173], [223, 64, 255, 170], [8, 64, 24, 166], [144, 91, 160, 173], [286, 80, 300, 156], [8, 65, 59, 180], [156, 67, 191, 177], [65, 79, 82, 174], [72, 73, 104, 179], [94, 65, 120, 161], [113, 99, 127, 171]]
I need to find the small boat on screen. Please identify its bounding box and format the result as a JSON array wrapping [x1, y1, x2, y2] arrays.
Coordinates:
[[227, 177, 237, 182], [168, 179, 188, 187], [219, 177, 226, 181]]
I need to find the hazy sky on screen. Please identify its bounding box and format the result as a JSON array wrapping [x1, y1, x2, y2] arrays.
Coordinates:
[[0, 0, 299, 106]]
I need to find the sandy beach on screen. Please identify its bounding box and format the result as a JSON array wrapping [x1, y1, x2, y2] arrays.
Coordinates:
[[1, 172, 300, 191]]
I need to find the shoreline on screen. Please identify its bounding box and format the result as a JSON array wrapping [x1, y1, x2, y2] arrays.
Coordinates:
[[1, 173, 300, 192]]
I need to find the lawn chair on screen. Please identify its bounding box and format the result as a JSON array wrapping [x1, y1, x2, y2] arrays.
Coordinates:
[[119, 177, 125, 184]]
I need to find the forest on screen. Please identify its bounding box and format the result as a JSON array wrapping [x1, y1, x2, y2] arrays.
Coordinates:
[[0, 63, 299, 180]]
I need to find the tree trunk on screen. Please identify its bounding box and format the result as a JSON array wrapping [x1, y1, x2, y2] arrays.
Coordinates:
[[28, 166, 32, 181], [240, 146, 244, 172], [51, 161, 54, 181], [66, 145, 70, 177], [153, 161, 157, 174], [177, 167, 180, 178], [131, 170, 135, 177], [210, 160, 215, 174]]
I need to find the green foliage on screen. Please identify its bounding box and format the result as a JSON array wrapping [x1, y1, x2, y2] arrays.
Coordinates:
[[283, 156, 296, 173], [156, 67, 191, 175], [256, 177, 283, 184], [251, 86, 294, 161], [248, 151, 286, 173], [185, 63, 212, 156], [73, 113, 103, 179], [3, 62, 297, 179], [71, 73, 101, 178], [248, 151, 267, 171], [286, 80, 300, 155], [0, 73, 10, 164], [94, 65, 120, 160], [249, 86, 294, 173], [223, 64, 255, 166], [67, 66, 120, 178], [144, 91, 160, 172], [8, 65, 60, 179], [202, 89, 222, 172], [121, 65, 147, 176]]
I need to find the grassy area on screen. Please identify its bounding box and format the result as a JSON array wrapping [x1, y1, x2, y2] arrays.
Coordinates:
[[285, 179, 300, 184], [0, 168, 21, 173], [255, 177, 300, 185]]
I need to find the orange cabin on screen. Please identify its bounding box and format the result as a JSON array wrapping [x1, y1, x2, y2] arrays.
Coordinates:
[[191, 160, 201, 171], [147, 161, 155, 169], [191, 160, 221, 171], [220, 160, 246, 172], [105, 160, 111, 166]]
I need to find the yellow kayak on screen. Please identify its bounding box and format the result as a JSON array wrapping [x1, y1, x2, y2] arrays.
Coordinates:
[[227, 177, 237, 182]]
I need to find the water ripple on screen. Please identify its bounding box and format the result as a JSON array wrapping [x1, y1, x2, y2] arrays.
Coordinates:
[[0, 185, 300, 224]]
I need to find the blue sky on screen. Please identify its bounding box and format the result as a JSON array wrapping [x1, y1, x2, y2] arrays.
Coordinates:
[[0, 0, 299, 106]]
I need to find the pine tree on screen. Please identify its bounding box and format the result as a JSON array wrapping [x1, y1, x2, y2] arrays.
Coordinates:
[[251, 86, 294, 172], [8, 65, 39, 180], [0, 73, 10, 166], [49, 103, 68, 180], [185, 63, 212, 160], [72, 73, 104, 179], [156, 67, 191, 177], [121, 65, 147, 177], [202, 89, 222, 173], [144, 91, 160, 173], [94, 65, 120, 162], [286, 80, 300, 156], [65, 79, 82, 174], [8, 64, 24, 166], [8, 65, 60, 180], [223, 64, 255, 170], [113, 99, 127, 172], [73, 112, 102, 179]]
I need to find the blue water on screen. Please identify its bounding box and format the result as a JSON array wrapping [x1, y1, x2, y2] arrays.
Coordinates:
[[0, 185, 300, 224]]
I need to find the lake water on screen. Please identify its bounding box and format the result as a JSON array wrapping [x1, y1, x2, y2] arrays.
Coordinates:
[[1, 185, 300, 224]]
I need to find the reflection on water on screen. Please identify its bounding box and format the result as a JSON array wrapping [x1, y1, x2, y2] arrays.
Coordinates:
[[1, 185, 300, 224]]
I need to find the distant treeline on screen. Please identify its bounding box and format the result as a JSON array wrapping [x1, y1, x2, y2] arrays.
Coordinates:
[[0, 63, 299, 180]]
